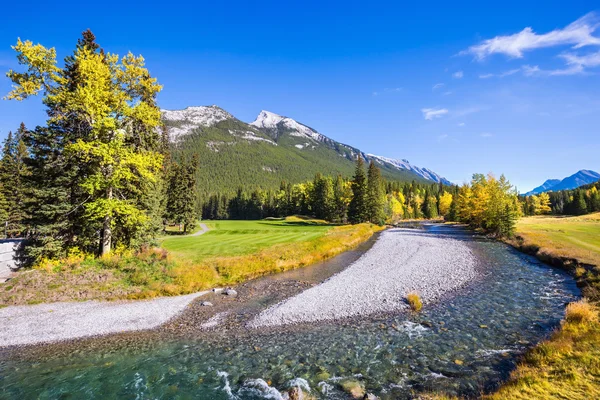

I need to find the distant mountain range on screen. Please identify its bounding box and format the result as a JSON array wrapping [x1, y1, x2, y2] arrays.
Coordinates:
[[525, 170, 600, 196], [162, 106, 451, 196]]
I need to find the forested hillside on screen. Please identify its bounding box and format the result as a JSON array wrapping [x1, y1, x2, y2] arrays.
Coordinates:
[[164, 107, 449, 200]]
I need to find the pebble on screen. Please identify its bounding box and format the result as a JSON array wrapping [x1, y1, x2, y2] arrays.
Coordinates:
[[201, 302, 213, 307], [224, 288, 237, 296]]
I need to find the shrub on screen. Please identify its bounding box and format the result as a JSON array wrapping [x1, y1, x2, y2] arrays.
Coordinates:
[[406, 292, 423, 312], [565, 300, 598, 324]]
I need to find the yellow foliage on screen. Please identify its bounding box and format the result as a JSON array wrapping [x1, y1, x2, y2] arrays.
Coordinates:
[[438, 191, 453, 217]]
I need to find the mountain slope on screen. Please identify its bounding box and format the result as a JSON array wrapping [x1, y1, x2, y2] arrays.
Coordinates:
[[525, 179, 561, 196], [525, 171, 600, 195], [163, 106, 451, 196]]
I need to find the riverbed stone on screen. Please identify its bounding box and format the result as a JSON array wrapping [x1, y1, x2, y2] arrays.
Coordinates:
[[340, 380, 365, 399]]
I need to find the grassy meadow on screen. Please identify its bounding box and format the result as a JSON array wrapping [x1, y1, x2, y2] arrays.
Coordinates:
[[1, 218, 382, 305], [161, 218, 332, 263], [515, 213, 600, 266]]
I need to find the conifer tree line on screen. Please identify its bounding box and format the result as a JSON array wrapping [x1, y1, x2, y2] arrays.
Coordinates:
[[201, 156, 459, 225], [520, 182, 600, 216]]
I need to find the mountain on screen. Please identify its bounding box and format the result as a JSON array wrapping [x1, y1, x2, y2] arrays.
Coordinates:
[[162, 106, 452, 196], [525, 179, 561, 196], [525, 170, 600, 195]]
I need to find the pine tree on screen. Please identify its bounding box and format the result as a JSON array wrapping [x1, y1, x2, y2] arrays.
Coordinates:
[[572, 190, 588, 215], [348, 156, 368, 224], [366, 161, 385, 224], [0, 124, 29, 237], [312, 174, 334, 220]]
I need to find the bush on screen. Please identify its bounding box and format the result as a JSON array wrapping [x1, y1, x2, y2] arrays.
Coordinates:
[[406, 292, 423, 312], [565, 300, 598, 324]]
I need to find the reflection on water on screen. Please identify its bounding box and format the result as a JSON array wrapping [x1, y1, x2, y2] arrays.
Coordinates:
[[0, 225, 579, 399]]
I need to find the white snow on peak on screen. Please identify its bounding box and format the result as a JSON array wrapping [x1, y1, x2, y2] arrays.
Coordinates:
[[250, 110, 327, 142], [368, 154, 452, 185], [162, 106, 233, 140], [162, 105, 233, 126]]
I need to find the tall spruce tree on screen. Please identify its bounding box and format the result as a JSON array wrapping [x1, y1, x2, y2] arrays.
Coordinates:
[[0, 124, 29, 237], [366, 161, 385, 224], [348, 155, 368, 224], [312, 174, 334, 220], [165, 156, 199, 232], [572, 190, 588, 216]]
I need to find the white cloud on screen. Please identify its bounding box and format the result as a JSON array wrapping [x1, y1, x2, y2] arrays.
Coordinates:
[[454, 106, 487, 117], [432, 83, 445, 90], [458, 122, 466, 127], [478, 68, 521, 79], [480, 132, 493, 138], [373, 87, 403, 96], [437, 134, 449, 141], [522, 64, 584, 76], [462, 13, 600, 60], [452, 70, 464, 79], [421, 108, 449, 120], [442, 91, 453, 96], [560, 50, 600, 67]]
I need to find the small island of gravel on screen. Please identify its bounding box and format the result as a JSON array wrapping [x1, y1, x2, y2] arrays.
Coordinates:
[[249, 228, 478, 327]]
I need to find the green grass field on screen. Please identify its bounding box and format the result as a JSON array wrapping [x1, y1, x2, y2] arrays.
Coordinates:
[[516, 213, 600, 266], [161, 218, 333, 263]]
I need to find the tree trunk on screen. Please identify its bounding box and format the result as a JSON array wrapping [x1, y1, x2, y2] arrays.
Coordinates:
[[101, 186, 113, 256]]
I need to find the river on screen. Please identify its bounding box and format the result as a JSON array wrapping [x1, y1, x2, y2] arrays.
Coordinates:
[[0, 224, 579, 399]]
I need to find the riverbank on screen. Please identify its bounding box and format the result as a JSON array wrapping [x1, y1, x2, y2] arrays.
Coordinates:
[[0, 219, 382, 306], [486, 214, 600, 400]]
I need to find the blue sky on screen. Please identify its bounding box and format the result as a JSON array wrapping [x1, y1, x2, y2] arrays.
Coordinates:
[[0, 1, 599, 192]]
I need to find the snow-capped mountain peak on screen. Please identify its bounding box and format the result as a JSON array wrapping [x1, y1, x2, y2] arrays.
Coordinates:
[[367, 154, 453, 185], [251, 110, 326, 142], [161, 105, 234, 140]]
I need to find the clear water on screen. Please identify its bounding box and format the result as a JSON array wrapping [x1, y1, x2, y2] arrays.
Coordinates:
[[0, 225, 579, 399]]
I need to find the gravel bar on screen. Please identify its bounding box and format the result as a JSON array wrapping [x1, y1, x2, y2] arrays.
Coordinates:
[[0, 291, 208, 347], [250, 228, 477, 327]]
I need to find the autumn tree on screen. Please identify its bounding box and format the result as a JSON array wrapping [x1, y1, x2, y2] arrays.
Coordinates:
[[438, 191, 453, 218], [6, 31, 163, 257]]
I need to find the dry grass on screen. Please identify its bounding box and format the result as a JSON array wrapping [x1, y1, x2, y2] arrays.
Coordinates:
[[485, 301, 600, 400], [406, 292, 423, 312], [565, 300, 598, 324]]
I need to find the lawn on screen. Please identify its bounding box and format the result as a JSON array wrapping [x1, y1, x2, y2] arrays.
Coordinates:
[[516, 213, 600, 266], [161, 218, 333, 263]]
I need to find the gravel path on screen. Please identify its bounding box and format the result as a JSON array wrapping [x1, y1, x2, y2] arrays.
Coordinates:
[[0, 291, 208, 347], [191, 223, 209, 237], [249, 228, 478, 327]]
